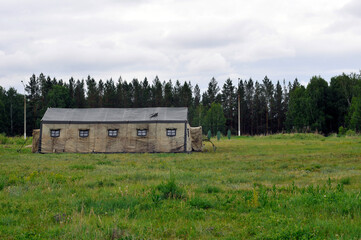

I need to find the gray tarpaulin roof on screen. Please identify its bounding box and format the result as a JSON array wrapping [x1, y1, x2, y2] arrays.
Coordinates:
[[41, 107, 188, 123]]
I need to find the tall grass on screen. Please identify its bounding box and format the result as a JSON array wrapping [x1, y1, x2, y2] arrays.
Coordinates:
[[0, 134, 361, 239], [0, 133, 30, 145]]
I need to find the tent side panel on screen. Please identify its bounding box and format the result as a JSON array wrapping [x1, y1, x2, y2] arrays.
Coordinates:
[[41, 123, 67, 153], [32, 129, 40, 153], [186, 124, 192, 152], [94, 124, 122, 152], [155, 123, 185, 152], [41, 122, 188, 153], [190, 126, 203, 151]]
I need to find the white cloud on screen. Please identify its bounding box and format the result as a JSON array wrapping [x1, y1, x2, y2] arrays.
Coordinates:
[[0, 0, 360, 91]]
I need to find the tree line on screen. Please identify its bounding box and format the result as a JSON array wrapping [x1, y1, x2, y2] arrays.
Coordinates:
[[0, 71, 361, 137]]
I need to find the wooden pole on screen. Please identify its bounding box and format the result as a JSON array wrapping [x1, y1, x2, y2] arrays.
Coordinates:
[[238, 92, 240, 136], [21, 81, 26, 140], [24, 94, 26, 139]]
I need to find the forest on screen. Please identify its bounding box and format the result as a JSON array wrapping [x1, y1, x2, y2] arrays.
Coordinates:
[[0, 71, 361, 137]]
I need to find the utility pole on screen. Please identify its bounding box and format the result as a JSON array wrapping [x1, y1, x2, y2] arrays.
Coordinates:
[[21, 81, 26, 139], [238, 78, 241, 136], [10, 102, 13, 135]]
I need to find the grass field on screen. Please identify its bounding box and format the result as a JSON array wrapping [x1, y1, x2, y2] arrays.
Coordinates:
[[0, 134, 361, 239]]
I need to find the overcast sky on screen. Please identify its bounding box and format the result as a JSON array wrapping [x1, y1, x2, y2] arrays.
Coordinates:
[[1, 0, 360, 93]]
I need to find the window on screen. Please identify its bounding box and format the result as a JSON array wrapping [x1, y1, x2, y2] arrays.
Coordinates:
[[137, 129, 147, 136], [108, 129, 118, 137], [50, 129, 60, 137], [166, 129, 176, 137], [79, 130, 89, 138]]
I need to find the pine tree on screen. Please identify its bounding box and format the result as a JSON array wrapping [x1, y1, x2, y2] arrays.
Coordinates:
[[152, 76, 163, 107], [180, 81, 193, 107], [74, 80, 86, 108], [237, 80, 246, 135], [163, 80, 173, 107], [68, 77, 75, 107], [262, 76, 274, 134], [26, 74, 41, 130], [86, 76, 99, 108], [142, 78, 151, 107], [98, 79, 104, 107], [173, 80, 181, 107], [207, 77, 221, 106], [221, 78, 236, 132], [273, 81, 284, 132], [103, 79, 117, 107], [193, 84, 201, 107], [245, 79, 254, 135], [116, 77, 124, 107], [132, 78, 142, 107]]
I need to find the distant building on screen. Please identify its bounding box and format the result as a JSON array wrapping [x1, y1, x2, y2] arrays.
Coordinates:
[[35, 107, 202, 153]]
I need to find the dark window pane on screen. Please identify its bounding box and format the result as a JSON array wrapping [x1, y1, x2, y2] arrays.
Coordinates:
[[79, 130, 89, 137], [166, 129, 176, 136], [50, 129, 60, 137], [137, 129, 147, 136], [108, 129, 118, 137]]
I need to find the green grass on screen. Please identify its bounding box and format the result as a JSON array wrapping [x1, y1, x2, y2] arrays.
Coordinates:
[[0, 133, 361, 239]]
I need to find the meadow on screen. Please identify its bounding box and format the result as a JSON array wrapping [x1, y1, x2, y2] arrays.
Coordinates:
[[0, 134, 361, 239]]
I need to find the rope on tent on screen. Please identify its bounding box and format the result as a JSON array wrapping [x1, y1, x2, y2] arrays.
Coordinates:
[[17, 138, 29, 153], [202, 137, 216, 152]]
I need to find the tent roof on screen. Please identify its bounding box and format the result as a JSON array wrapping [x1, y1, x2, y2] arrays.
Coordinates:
[[41, 107, 188, 123]]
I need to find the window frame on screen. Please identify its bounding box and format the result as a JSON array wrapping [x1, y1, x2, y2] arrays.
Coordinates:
[[108, 129, 118, 137], [50, 129, 60, 138], [79, 129, 89, 138], [166, 128, 177, 137], [137, 129, 147, 137]]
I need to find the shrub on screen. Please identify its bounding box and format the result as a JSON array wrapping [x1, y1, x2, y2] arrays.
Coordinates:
[[338, 126, 347, 135], [189, 196, 213, 209], [69, 164, 95, 170], [345, 129, 356, 136], [217, 131, 221, 141], [204, 185, 221, 193], [156, 178, 186, 199], [207, 130, 212, 140], [227, 129, 231, 140], [0, 176, 8, 191], [96, 160, 112, 165], [340, 177, 351, 185], [97, 179, 115, 187], [0, 133, 8, 144]]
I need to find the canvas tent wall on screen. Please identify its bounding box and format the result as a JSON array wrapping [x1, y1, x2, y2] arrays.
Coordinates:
[[32, 129, 40, 153], [38, 107, 198, 153], [190, 126, 202, 151]]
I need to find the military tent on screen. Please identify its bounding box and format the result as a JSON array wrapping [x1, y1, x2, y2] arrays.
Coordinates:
[[36, 107, 202, 153]]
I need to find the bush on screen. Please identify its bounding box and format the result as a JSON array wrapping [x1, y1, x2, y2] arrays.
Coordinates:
[[0, 134, 28, 145], [156, 178, 186, 200], [227, 129, 231, 140], [338, 126, 347, 135], [0, 133, 8, 144], [345, 129, 356, 136], [0, 176, 8, 191], [207, 130, 212, 140], [69, 164, 95, 170], [340, 177, 351, 185], [189, 196, 213, 209], [204, 185, 221, 193], [217, 131, 221, 141]]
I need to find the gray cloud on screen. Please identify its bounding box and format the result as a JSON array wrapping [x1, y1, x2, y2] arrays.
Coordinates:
[[0, 0, 360, 92]]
